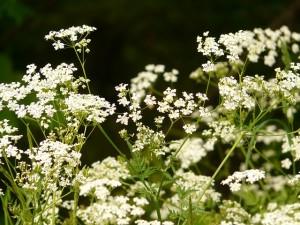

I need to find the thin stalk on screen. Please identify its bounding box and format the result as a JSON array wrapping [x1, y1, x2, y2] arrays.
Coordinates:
[[188, 196, 193, 225], [173, 135, 190, 158], [166, 118, 180, 137], [72, 181, 79, 225], [198, 132, 244, 201], [245, 131, 257, 169], [1, 194, 14, 225], [73, 47, 91, 94], [165, 121, 175, 137], [51, 193, 56, 225], [205, 72, 212, 96], [154, 174, 166, 224], [97, 124, 125, 157], [154, 200, 162, 224]]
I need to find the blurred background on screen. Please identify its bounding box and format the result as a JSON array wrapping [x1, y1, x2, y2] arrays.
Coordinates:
[[1, 0, 300, 163]]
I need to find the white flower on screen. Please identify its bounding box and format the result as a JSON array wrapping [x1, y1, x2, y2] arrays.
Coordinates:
[[45, 25, 96, 40], [183, 124, 197, 134], [253, 203, 300, 225], [65, 93, 115, 124], [77, 158, 149, 225], [282, 134, 300, 161], [264, 50, 277, 67], [154, 116, 164, 125], [202, 60, 216, 72], [292, 43, 300, 53], [130, 71, 158, 101], [197, 35, 224, 57], [52, 40, 65, 50], [144, 95, 156, 106], [45, 25, 96, 52], [169, 137, 214, 168], [154, 64, 165, 73], [218, 76, 256, 111], [135, 220, 174, 225], [163, 87, 176, 103], [172, 170, 221, 203], [281, 158, 292, 169], [131, 125, 166, 156], [117, 113, 130, 125], [145, 64, 155, 71], [163, 69, 178, 82], [221, 169, 265, 192]]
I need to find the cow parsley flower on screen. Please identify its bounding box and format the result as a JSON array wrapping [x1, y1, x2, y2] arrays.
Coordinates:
[[65, 93, 116, 124], [252, 203, 300, 225], [163, 69, 178, 82], [130, 68, 159, 101], [218, 76, 256, 111], [77, 157, 148, 225], [130, 125, 166, 156], [45, 25, 96, 53], [135, 220, 174, 225], [169, 137, 215, 168], [202, 60, 216, 72], [281, 158, 292, 169], [220, 200, 251, 225], [22, 139, 81, 189], [221, 169, 265, 192], [183, 124, 197, 134], [172, 170, 221, 203], [0, 120, 22, 162], [204, 120, 237, 143], [281, 134, 300, 161]]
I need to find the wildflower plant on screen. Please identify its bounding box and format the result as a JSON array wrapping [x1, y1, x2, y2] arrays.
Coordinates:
[[1, 24, 300, 225]]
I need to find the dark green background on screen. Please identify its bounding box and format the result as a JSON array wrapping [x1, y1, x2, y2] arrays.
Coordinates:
[[1, 0, 300, 163]]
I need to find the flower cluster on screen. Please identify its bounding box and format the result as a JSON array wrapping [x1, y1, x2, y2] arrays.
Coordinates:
[[221, 169, 266, 192], [45, 25, 97, 52], [116, 82, 208, 136], [220, 200, 251, 225], [197, 26, 300, 69], [77, 157, 149, 225], [129, 64, 178, 101], [135, 220, 174, 225], [131, 125, 166, 156], [172, 170, 221, 203], [203, 120, 237, 143], [252, 203, 300, 225], [169, 137, 215, 168], [22, 139, 81, 189], [65, 93, 115, 124], [0, 119, 22, 162]]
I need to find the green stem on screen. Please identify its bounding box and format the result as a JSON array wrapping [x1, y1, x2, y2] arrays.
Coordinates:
[[155, 175, 166, 224], [155, 200, 162, 224], [245, 131, 256, 169], [188, 196, 193, 225], [51, 193, 56, 225], [72, 181, 79, 225], [97, 124, 125, 157], [205, 72, 212, 96], [1, 193, 14, 225], [198, 132, 244, 201], [73, 47, 91, 94]]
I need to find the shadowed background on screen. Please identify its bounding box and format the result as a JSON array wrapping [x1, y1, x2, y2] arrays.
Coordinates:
[[1, 0, 300, 163]]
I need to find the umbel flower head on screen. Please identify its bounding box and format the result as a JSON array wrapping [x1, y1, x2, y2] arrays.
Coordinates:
[[45, 25, 97, 52], [221, 169, 266, 192]]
